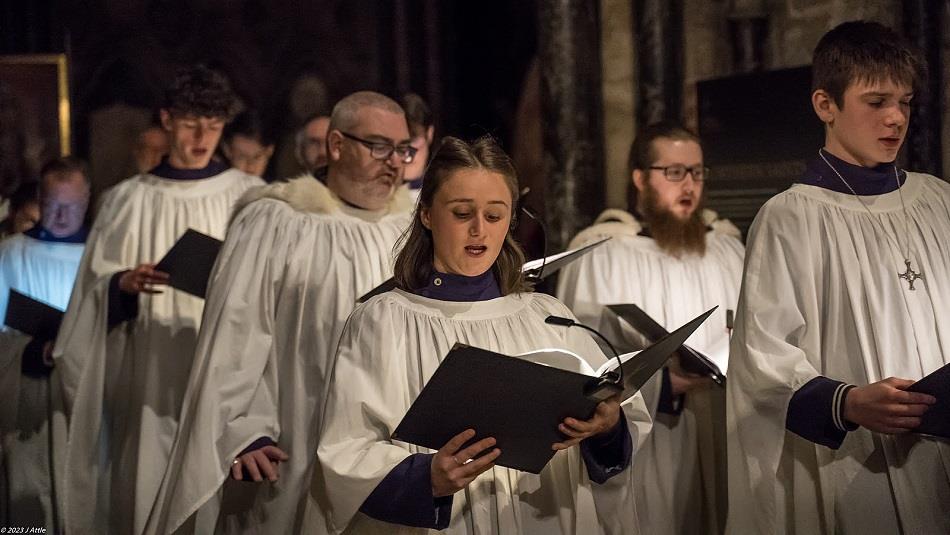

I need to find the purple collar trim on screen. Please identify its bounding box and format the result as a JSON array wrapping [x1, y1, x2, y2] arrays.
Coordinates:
[[798, 150, 907, 195], [24, 225, 88, 244], [149, 157, 230, 180], [414, 269, 501, 302]]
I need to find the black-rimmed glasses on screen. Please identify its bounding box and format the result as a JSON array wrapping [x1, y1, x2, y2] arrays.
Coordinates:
[[339, 131, 417, 164], [648, 164, 709, 182]]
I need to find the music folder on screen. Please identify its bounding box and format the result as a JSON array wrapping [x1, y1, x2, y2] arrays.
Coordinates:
[[155, 229, 223, 298], [391, 306, 716, 474], [4, 289, 64, 340], [520, 237, 610, 279], [357, 237, 612, 303], [606, 303, 726, 386], [908, 362, 950, 439]]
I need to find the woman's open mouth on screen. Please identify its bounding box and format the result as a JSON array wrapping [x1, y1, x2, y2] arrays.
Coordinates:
[[465, 245, 487, 257]]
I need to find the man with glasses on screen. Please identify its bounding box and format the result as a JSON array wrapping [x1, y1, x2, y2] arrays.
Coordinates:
[[0, 156, 89, 533], [145, 91, 414, 535], [558, 122, 744, 534]]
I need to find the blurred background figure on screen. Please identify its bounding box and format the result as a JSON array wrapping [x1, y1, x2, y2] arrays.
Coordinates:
[[133, 123, 169, 174], [294, 113, 330, 175], [400, 93, 435, 204], [220, 110, 276, 180], [0, 181, 40, 240]]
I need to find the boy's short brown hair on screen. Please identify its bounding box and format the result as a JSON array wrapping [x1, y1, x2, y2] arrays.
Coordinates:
[[812, 21, 926, 107]]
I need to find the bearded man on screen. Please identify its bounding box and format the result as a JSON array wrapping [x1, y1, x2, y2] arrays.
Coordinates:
[[558, 122, 744, 534]]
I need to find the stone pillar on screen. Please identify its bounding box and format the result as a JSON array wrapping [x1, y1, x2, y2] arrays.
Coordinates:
[[727, 0, 768, 73], [600, 0, 637, 209], [903, 0, 943, 176], [537, 0, 606, 251], [633, 0, 684, 126]]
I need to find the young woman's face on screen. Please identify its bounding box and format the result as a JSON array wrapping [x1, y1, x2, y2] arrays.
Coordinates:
[[421, 168, 512, 277]]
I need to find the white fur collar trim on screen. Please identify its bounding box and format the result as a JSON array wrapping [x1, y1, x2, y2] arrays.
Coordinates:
[[234, 174, 415, 216], [568, 208, 740, 248]]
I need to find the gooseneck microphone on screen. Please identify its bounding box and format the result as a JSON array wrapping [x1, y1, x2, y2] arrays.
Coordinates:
[[544, 315, 624, 385]]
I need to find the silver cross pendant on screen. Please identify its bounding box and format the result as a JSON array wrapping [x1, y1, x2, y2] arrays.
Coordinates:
[[898, 259, 923, 290]]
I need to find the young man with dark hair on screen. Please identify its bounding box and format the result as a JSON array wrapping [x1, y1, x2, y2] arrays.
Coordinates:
[[728, 21, 950, 534], [559, 122, 744, 535], [146, 90, 413, 535], [53, 65, 262, 535], [0, 156, 90, 532]]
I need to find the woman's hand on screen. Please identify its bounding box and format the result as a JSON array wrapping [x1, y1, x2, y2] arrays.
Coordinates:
[[118, 263, 169, 295], [231, 445, 289, 482], [552, 394, 622, 451], [431, 429, 501, 497]]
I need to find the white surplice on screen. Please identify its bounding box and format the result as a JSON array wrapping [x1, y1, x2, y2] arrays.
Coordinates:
[[317, 288, 653, 535], [52, 169, 262, 535], [144, 175, 412, 535], [0, 233, 84, 532], [557, 208, 744, 535], [727, 173, 950, 534]]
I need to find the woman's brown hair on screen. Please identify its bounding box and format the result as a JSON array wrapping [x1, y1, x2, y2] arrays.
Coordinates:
[[393, 135, 531, 296]]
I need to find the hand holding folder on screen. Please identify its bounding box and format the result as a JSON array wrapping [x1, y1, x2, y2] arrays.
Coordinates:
[[154, 228, 223, 298], [606, 303, 727, 386], [391, 307, 716, 473], [908, 363, 950, 439]]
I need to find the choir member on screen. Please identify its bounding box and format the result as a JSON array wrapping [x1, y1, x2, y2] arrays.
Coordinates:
[[728, 21, 950, 534], [558, 122, 744, 534], [317, 135, 652, 534]]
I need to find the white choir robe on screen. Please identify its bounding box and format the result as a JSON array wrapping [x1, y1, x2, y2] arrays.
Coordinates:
[[52, 169, 262, 535], [727, 173, 950, 534], [557, 208, 744, 535], [317, 288, 653, 535], [143, 175, 413, 535], [0, 233, 84, 531]]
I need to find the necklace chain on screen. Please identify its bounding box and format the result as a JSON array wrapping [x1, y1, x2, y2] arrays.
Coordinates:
[[817, 149, 923, 290]]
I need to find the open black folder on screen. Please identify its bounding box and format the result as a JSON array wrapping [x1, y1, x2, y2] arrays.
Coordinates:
[[908, 363, 950, 439], [155, 229, 223, 299], [391, 306, 716, 473], [357, 237, 611, 303], [607, 303, 726, 386], [4, 289, 64, 340]]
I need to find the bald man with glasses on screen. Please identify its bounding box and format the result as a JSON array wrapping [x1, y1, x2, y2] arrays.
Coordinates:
[[145, 91, 414, 535]]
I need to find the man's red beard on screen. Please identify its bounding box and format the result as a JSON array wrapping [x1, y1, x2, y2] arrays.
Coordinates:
[[639, 183, 707, 258]]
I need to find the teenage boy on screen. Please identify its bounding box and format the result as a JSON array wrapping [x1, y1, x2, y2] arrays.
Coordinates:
[[727, 21, 950, 534], [54, 65, 262, 535]]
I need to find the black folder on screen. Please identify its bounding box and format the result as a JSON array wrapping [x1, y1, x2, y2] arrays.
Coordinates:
[[607, 303, 726, 386], [155, 229, 223, 298], [391, 307, 716, 473], [357, 238, 611, 303], [4, 289, 64, 340], [908, 362, 950, 439], [520, 237, 610, 280]]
